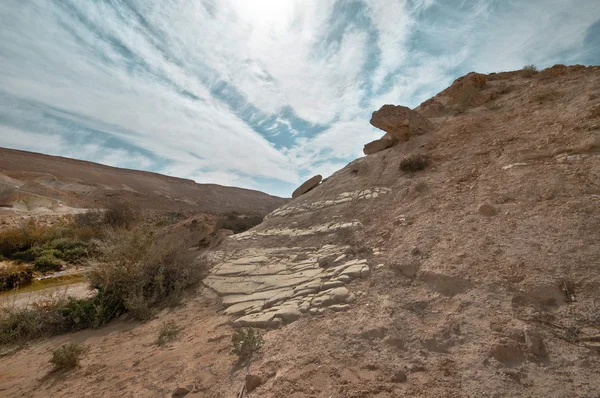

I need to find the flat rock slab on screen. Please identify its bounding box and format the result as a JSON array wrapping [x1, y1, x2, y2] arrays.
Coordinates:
[[363, 138, 395, 155], [292, 175, 322, 198], [202, 246, 376, 328]]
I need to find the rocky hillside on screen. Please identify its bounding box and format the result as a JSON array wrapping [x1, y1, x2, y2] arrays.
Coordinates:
[[200, 64, 600, 396], [0, 147, 287, 218], [1, 64, 599, 397]]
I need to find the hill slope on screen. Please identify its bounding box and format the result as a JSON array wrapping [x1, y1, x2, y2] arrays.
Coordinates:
[[0, 147, 287, 217]]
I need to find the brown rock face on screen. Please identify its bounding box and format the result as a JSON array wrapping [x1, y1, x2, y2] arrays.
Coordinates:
[[292, 175, 322, 198], [363, 138, 395, 155], [370, 105, 434, 138]]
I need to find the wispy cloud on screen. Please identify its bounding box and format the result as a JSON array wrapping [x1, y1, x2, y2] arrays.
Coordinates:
[[0, 0, 598, 196]]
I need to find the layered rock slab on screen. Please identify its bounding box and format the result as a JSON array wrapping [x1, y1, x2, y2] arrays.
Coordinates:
[[203, 246, 372, 328]]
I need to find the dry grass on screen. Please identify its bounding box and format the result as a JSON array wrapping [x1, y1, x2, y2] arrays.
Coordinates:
[[156, 320, 182, 346], [49, 343, 88, 371]]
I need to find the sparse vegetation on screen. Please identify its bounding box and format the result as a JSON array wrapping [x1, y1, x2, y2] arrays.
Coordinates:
[[0, 219, 99, 276], [49, 343, 88, 371], [74, 203, 138, 229], [156, 320, 182, 346], [399, 153, 429, 172], [521, 64, 538, 77], [0, 223, 207, 345], [232, 327, 263, 360]]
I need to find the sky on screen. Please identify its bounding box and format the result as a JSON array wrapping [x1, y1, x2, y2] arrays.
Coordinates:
[[0, 1, 599, 197]]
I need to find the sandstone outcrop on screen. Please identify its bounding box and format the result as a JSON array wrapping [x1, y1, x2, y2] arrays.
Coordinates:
[[370, 105, 434, 138], [363, 138, 395, 155], [291, 175, 322, 198]]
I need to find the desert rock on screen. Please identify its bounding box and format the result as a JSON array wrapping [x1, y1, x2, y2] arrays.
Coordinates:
[[370, 104, 434, 138], [363, 137, 395, 155], [292, 175, 322, 198]]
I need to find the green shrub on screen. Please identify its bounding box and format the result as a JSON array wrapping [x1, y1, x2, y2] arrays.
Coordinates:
[[156, 320, 182, 346], [231, 327, 263, 360], [49, 343, 88, 371], [34, 254, 63, 272]]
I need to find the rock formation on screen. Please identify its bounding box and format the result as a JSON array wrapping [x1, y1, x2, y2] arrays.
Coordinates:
[[362, 105, 435, 155], [363, 137, 394, 155], [291, 174, 322, 198], [370, 104, 434, 138]]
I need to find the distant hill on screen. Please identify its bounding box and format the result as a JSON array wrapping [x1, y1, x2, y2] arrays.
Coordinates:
[[0, 147, 287, 216]]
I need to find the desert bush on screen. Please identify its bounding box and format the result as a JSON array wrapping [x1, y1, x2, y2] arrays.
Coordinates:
[[34, 254, 63, 272], [49, 343, 88, 371], [156, 320, 182, 346], [521, 64, 538, 77], [75, 203, 138, 229], [231, 327, 263, 360], [0, 293, 122, 345], [0, 268, 33, 291], [88, 228, 205, 321], [399, 154, 430, 172], [0, 219, 97, 266], [102, 203, 138, 228]]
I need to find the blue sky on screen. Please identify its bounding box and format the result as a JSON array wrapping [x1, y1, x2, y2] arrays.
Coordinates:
[[0, 0, 599, 197]]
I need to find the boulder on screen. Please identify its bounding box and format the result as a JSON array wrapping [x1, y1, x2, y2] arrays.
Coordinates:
[[292, 175, 322, 198], [370, 105, 434, 139], [363, 138, 395, 155]]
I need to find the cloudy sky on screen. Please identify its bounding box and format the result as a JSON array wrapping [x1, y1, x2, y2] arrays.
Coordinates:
[[1, 1, 599, 196]]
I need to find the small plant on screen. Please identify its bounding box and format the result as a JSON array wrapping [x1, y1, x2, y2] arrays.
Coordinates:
[[232, 327, 263, 360], [399, 154, 429, 172], [49, 343, 88, 371], [521, 64, 538, 77], [156, 320, 182, 346]]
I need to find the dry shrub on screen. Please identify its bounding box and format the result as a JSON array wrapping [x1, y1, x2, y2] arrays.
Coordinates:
[[50, 343, 88, 371], [156, 320, 182, 346], [400, 154, 430, 172], [89, 227, 206, 320], [0, 267, 33, 291], [75, 203, 138, 229], [521, 64, 538, 77]]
